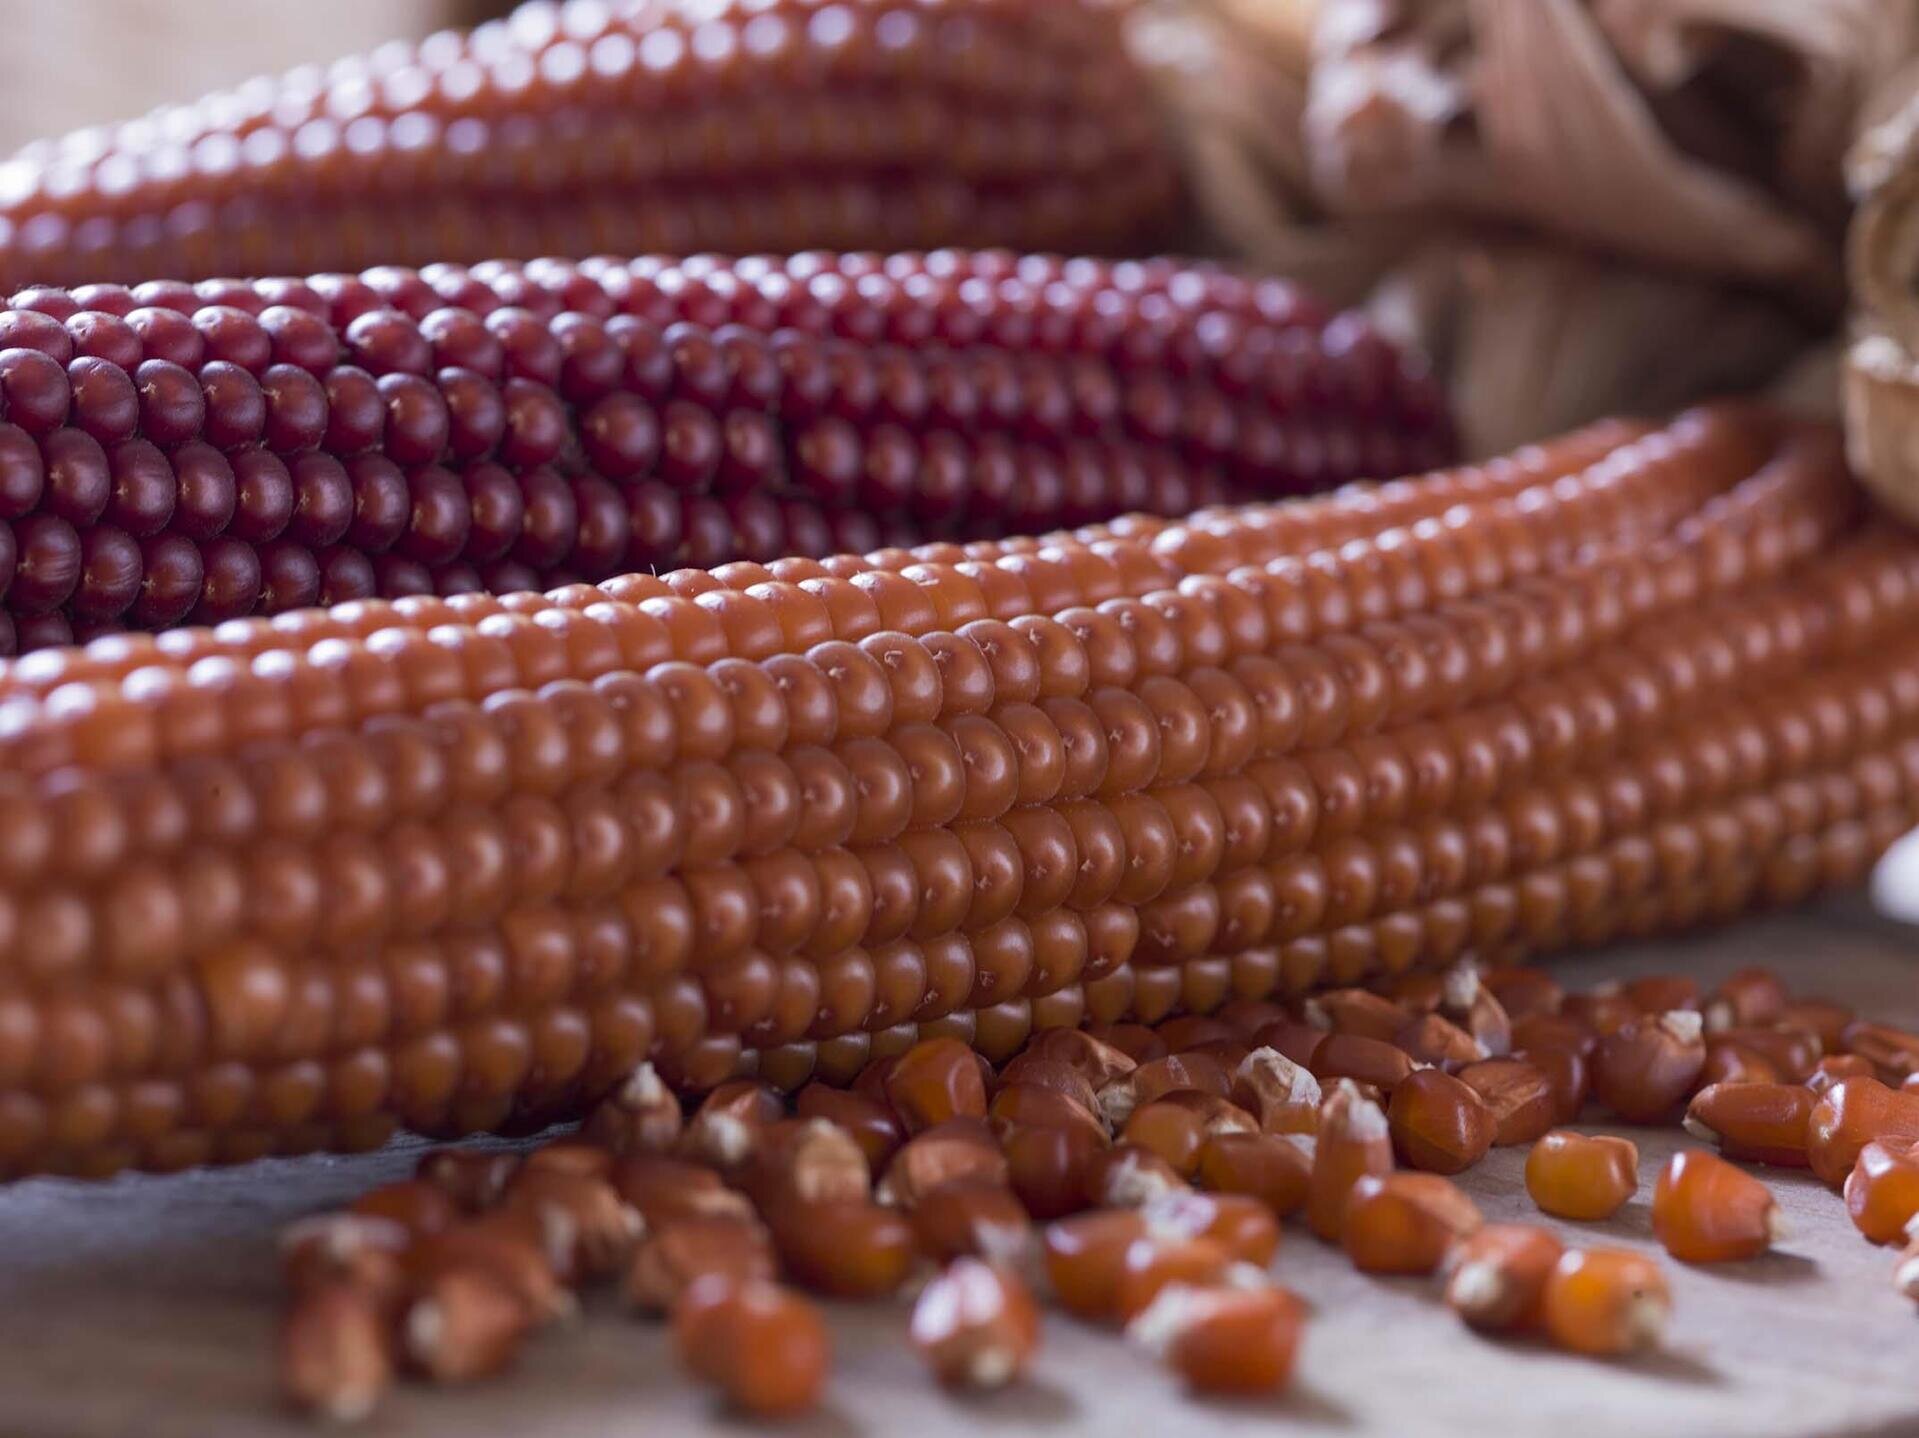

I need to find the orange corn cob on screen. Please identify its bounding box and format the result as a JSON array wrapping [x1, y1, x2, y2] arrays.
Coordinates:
[[0, 404, 1913, 1179]]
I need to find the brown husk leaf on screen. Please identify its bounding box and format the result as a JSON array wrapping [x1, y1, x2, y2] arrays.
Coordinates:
[[1135, 0, 1915, 455]]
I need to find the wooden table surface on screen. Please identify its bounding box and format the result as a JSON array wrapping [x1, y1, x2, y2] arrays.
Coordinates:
[[4, 899, 1917, 1438]]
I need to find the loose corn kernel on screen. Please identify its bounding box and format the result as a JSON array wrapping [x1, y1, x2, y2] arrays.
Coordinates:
[[770, 1200, 919, 1299], [1043, 1210, 1150, 1320], [582, 1062, 684, 1156], [348, 1180, 458, 1242], [408, 1215, 577, 1327], [1113, 1234, 1239, 1321], [1651, 1150, 1784, 1263], [1249, 1018, 1328, 1070], [1541, 1248, 1671, 1357], [1382, 973, 1446, 1013], [1002, 1120, 1106, 1220], [997, 1090, 1120, 1144], [1085, 1027, 1170, 1067], [1124, 1093, 1256, 1177], [879, 1119, 1010, 1207], [1562, 993, 1640, 1038], [502, 1168, 642, 1279], [279, 1214, 412, 1315], [1513, 1043, 1591, 1125], [679, 1081, 785, 1171], [1713, 1027, 1821, 1083], [1342, 1172, 1483, 1275], [1845, 1141, 1919, 1245], [1841, 1021, 1919, 1084], [415, 1150, 519, 1214], [1482, 970, 1565, 1023], [1704, 968, 1791, 1033], [1143, 1191, 1282, 1267], [1083, 1143, 1189, 1210], [1513, 1015, 1600, 1062], [674, 1278, 830, 1420], [738, 1117, 871, 1210], [1698, 1040, 1783, 1088], [1591, 1012, 1707, 1123], [1214, 1001, 1293, 1040], [1807, 1055, 1878, 1095], [1387, 1068, 1496, 1174], [794, 1085, 906, 1174], [402, 1266, 530, 1384], [1307, 1080, 1393, 1242], [1022, 1029, 1140, 1090], [1123, 1100, 1220, 1179], [519, 1141, 617, 1182], [1158, 1018, 1242, 1053], [1308, 989, 1412, 1043], [994, 1057, 1104, 1125], [1128, 1285, 1305, 1395], [1097, 1052, 1232, 1130], [625, 1216, 777, 1314], [1196, 1132, 1313, 1216], [612, 1155, 756, 1231], [887, 1037, 991, 1134], [1309, 1033, 1418, 1095], [1456, 1059, 1557, 1146], [279, 1282, 394, 1424], [1779, 999, 1855, 1053], [1395, 1012, 1487, 1068], [1524, 1131, 1638, 1221], [1808, 1078, 1919, 1186], [1441, 1225, 1565, 1333], [911, 1259, 1042, 1389], [1683, 1082, 1815, 1168], [1621, 976, 1702, 1014], [1439, 964, 1513, 1057], [1231, 1047, 1322, 1136], [912, 1179, 1036, 1266]]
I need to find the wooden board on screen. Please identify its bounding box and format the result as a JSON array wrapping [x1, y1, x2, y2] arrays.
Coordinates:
[[4, 899, 1917, 1438]]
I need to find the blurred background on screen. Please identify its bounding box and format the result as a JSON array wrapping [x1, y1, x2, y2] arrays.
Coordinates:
[[0, 0, 512, 152]]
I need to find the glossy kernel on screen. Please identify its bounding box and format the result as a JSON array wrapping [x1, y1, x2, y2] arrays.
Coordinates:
[[1683, 1082, 1814, 1168], [1524, 1130, 1638, 1221], [1442, 1224, 1564, 1333], [1342, 1171, 1482, 1274], [674, 1278, 830, 1420], [1541, 1248, 1670, 1357], [1650, 1149, 1783, 1264]]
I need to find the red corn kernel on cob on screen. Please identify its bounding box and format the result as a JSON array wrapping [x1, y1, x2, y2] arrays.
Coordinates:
[[0, 249, 1454, 653]]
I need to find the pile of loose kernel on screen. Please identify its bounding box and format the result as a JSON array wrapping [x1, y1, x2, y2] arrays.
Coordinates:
[[275, 957, 1919, 1423]]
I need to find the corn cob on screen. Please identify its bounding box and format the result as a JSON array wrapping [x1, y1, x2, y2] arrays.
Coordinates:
[[0, 0, 1177, 289], [0, 405, 1833, 773], [0, 404, 1913, 1179], [0, 251, 1449, 654]]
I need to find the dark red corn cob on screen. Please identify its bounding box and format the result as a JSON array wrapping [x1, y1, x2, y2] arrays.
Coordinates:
[[0, 0, 1181, 289], [0, 252, 1450, 653]]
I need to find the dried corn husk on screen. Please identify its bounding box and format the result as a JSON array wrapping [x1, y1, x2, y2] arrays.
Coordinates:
[[1371, 239, 1808, 457], [1845, 77, 1919, 524], [1136, 0, 1916, 454]]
